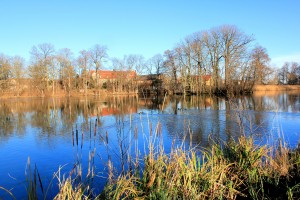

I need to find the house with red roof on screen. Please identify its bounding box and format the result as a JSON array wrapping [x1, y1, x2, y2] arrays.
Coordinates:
[[189, 74, 212, 86], [89, 70, 137, 84]]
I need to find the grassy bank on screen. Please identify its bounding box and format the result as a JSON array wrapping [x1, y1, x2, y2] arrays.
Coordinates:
[[100, 136, 300, 199], [12, 136, 299, 200]]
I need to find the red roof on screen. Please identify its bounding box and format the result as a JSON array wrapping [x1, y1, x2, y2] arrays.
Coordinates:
[[90, 70, 136, 79], [90, 106, 138, 117], [191, 75, 212, 81], [202, 75, 212, 81]]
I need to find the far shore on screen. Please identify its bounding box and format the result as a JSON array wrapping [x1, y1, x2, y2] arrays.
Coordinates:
[[1, 85, 300, 99], [253, 84, 300, 91], [0, 90, 140, 99]]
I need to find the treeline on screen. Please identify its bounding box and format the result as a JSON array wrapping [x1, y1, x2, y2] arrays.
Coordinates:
[[277, 62, 300, 85], [1, 25, 300, 97]]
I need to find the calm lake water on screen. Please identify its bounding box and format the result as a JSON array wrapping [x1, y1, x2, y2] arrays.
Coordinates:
[[1, 91, 300, 199]]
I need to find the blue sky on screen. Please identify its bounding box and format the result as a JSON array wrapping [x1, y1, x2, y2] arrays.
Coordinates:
[[1, 0, 300, 68]]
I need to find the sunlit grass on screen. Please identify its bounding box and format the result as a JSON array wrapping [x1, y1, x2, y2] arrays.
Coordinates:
[[97, 134, 300, 199], [4, 134, 299, 199]]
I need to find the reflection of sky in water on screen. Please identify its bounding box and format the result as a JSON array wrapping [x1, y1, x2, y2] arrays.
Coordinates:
[[0, 92, 300, 199]]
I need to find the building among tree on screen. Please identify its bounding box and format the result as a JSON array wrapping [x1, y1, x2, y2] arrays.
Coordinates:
[[90, 70, 136, 83]]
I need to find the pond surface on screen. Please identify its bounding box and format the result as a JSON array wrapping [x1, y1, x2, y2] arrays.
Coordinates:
[[1, 91, 300, 199]]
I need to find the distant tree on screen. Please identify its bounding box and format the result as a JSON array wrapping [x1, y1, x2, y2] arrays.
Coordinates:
[[278, 63, 289, 84], [164, 49, 179, 94], [56, 48, 75, 96], [278, 62, 300, 85], [78, 50, 91, 96], [189, 32, 207, 94], [203, 29, 222, 92], [288, 62, 300, 84], [250, 46, 271, 84], [219, 25, 253, 91], [111, 57, 127, 93], [89, 44, 107, 88], [10, 56, 25, 96], [111, 54, 143, 93], [0, 54, 11, 91], [146, 54, 164, 75], [123, 54, 144, 93], [174, 42, 193, 95], [145, 54, 165, 93], [0, 54, 11, 80], [29, 43, 55, 95]]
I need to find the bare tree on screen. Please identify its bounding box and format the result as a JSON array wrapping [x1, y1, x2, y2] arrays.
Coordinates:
[[89, 44, 107, 88], [146, 54, 164, 75], [278, 62, 300, 85], [57, 48, 75, 96], [78, 50, 90, 96], [164, 49, 179, 94], [278, 63, 289, 84], [145, 54, 165, 94], [124, 54, 144, 94], [29, 43, 55, 96], [10, 56, 25, 96], [174, 43, 193, 95], [111, 54, 143, 93], [189, 32, 207, 94], [111, 57, 126, 93], [0, 54, 11, 92], [220, 25, 253, 91], [250, 46, 271, 84], [203, 29, 222, 92], [289, 62, 300, 84]]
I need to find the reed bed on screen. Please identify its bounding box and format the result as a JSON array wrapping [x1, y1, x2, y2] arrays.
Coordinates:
[[253, 84, 300, 91], [96, 135, 300, 200], [3, 133, 300, 199], [41, 124, 300, 200]]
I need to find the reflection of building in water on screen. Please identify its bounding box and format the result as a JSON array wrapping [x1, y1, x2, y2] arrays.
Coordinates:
[[174, 95, 216, 110], [89, 99, 138, 117], [202, 97, 212, 108], [137, 97, 165, 110], [89, 106, 135, 117]]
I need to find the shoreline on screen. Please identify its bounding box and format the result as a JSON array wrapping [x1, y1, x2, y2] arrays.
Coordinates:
[[1, 85, 300, 99], [0, 90, 139, 99], [253, 84, 300, 91]]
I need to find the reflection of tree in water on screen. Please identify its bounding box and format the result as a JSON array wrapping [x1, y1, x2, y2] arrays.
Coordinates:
[[0, 103, 14, 136], [0, 96, 140, 143], [163, 94, 276, 147], [163, 96, 224, 147], [137, 95, 165, 111], [60, 99, 81, 132], [251, 91, 300, 112], [288, 93, 300, 112], [0, 92, 297, 145]]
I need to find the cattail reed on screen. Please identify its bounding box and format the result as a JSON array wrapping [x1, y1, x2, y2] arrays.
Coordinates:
[[155, 121, 162, 137], [72, 127, 74, 147], [88, 149, 95, 177], [107, 156, 113, 185], [105, 131, 108, 144], [189, 128, 193, 148], [81, 126, 84, 149], [76, 125, 78, 147], [149, 122, 152, 137], [89, 120, 92, 139], [94, 119, 97, 137], [134, 126, 138, 140]]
